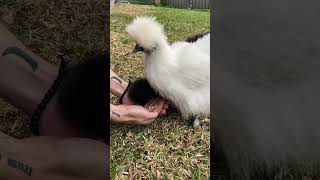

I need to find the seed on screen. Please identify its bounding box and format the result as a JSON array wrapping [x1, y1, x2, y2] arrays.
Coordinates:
[[147, 105, 155, 112]]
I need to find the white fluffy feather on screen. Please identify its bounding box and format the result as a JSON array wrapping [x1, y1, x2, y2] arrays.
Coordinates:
[[126, 16, 210, 119]]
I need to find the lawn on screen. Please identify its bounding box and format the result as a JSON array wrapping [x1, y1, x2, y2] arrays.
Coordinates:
[[110, 4, 210, 180]]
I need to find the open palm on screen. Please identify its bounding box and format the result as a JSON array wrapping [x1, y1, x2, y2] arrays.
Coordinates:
[[119, 97, 167, 124]]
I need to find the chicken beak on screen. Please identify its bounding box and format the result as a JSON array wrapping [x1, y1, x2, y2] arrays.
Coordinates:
[[133, 44, 144, 53]]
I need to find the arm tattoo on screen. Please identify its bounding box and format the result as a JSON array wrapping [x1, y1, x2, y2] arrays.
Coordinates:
[[111, 111, 120, 118], [111, 76, 122, 84], [7, 158, 33, 176], [2, 46, 38, 71]]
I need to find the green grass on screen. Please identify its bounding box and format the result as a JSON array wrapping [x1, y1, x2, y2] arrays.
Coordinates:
[[110, 4, 210, 179]]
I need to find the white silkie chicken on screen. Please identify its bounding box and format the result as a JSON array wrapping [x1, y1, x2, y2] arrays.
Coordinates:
[[126, 16, 210, 127]]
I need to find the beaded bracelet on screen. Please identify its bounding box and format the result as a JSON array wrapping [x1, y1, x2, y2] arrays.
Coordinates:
[[29, 55, 68, 135]]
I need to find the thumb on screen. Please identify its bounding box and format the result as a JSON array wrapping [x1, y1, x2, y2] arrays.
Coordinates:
[[152, 98, 166, 114]]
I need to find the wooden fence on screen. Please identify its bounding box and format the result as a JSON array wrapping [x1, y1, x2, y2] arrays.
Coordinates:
[[162, 0, 210, 9]]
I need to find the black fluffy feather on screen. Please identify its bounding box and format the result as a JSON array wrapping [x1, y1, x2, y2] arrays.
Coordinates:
[[185, 32, 210, 43], [125, 78, 157, 106]]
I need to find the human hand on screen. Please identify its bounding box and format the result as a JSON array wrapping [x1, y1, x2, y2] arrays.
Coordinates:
[[113, 97, 167, 125], [121, 89, 169, 115]]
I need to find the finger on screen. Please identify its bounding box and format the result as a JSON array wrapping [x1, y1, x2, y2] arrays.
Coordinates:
[[153, 98, 165, 114], [144, 99, 165, 119], [159, 100, 169, 111], [145, 97, 165, 112], [160, 109, 166, 115], [144, 97, 158, 108]]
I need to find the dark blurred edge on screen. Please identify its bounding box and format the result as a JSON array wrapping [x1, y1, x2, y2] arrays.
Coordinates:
[[105, 0, 111, 179], [210, 0, 216, 179]]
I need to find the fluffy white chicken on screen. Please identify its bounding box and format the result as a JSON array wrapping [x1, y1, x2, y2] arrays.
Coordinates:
[[126, 16, 210, 127]]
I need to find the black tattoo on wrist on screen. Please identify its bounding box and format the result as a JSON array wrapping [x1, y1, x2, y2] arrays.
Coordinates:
[[111, 76, 122, 84], [7, 158, 32, 176], [2, 46, 38, 71], [111, 111, 120, 118]]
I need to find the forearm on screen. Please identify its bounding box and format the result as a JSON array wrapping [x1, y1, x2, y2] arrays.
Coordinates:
[[110, 80, 126, 97], [110, 69, 127, 97], [0, 137, 105, 180], [110, 104, 130, 124], [0, 149, 93, 180], [110, 69, 128, 86], [0, 22, 58, 114], [0, 135, 41, 179], [0, 151, 35, 179]]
